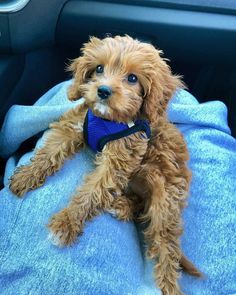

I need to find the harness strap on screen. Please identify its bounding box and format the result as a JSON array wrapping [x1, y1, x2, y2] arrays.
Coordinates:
[[83, 109, 151, 152], [98, 120, 151, 151]]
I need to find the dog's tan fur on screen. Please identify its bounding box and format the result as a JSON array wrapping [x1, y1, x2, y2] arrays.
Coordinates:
[[9, 35, 201, 294]]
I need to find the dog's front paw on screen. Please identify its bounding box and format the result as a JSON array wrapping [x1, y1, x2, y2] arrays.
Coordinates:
[[48, 208, 81, 247], [9, 166, 38, 197]]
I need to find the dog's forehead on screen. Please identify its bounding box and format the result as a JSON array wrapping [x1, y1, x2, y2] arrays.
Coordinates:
[[103, 38, 144, 57], [96, 38, 155, 73]]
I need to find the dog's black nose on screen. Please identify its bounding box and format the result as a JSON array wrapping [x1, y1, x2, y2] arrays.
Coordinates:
[[97, 85, 112, 100]]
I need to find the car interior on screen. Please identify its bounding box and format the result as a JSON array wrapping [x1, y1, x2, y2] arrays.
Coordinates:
[[0, 0, 236, 189]]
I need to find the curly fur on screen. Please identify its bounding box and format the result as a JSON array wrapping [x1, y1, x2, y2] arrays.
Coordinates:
[[9, 35, 201, 294]]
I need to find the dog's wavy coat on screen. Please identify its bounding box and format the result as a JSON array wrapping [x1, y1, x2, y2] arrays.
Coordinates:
[[9, 36, 201, 294]]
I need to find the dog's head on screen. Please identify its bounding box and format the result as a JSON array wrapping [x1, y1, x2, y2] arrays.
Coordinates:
[[68, 35, 183, 124]]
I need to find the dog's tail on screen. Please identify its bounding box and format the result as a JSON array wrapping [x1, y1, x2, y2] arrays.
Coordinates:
[[180, 254, 203, 278]]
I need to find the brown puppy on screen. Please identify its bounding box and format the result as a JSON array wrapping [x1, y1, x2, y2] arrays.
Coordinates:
[[9, 35, 201, 294]]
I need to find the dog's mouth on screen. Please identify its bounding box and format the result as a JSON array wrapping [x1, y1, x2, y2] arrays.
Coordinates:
[[93, 101, 110, 116]]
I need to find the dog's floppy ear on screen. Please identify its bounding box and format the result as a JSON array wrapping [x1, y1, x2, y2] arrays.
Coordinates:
[[142, 50, 184, 125], [67, 37, 102, 101]]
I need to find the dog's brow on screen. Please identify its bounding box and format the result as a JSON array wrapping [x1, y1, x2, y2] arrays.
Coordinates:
[[109, 54, 121, 69]]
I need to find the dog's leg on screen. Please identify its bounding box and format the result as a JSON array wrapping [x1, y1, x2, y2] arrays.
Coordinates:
[[134, 119, 197, 295], [137, 168, 185, 295], [48, 133, 148, 246], [9, 104, 86, 197]]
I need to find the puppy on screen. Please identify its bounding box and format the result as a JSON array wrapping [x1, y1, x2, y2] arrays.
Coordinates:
[[9, 35, 201, 294]]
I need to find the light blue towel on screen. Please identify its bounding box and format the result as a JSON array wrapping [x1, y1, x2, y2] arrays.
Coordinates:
[[0, 81, 235, 295]]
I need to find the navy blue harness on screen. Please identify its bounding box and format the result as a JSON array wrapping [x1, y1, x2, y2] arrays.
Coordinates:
[[83, 109, 151, 152]]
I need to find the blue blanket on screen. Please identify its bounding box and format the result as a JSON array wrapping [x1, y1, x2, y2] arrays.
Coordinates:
[[0, 81, 235, 295]]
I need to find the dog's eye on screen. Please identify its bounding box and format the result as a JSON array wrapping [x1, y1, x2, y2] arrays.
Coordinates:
[[96, 65, 104, 74], [127, 74, 138, 84]]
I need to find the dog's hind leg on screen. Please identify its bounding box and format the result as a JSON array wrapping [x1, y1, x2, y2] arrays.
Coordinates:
[[140, 169, 185, 295]]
